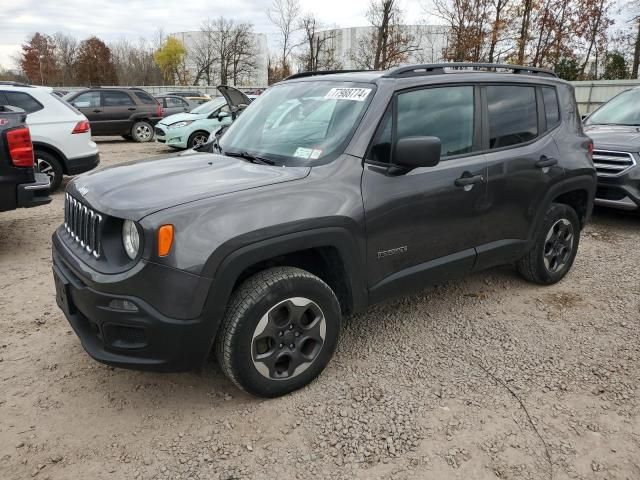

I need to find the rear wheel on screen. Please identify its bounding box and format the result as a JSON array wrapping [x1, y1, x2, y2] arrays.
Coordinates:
[[188, 131, 209, 149], [35, 150, 63, 193], [215, 267, 341, 397], [131, 121, 154, 142], [517, 203, 580, 285]]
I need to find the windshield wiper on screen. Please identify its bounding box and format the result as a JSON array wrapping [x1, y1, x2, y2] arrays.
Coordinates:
[[225, 150, 275, 165]]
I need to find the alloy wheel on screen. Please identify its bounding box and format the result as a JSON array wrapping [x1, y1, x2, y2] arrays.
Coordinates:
[[192, 134, 208, 148], [135, 124, 152, 141], [251, 297, 326, 380], [543, 218, 574, 273], [36, 157, 54, 186]]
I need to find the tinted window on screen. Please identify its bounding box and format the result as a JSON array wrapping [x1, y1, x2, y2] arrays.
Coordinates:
[[166, 97, 188, 108], [103, 91, 134, 107], [367, 107, 392, 163], [72, 91, 101, 108], [0, 91, 43, 114], [487, 86, 538, 148], [134, 91, 157, 105], [542, 87, 559, 128], [397, 86, 474, 158]]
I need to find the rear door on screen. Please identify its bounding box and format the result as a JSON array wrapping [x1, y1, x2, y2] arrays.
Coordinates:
[[476, 83, 565, 270], [101, 90, 136, 134], [362, 84, 489, 302], [69, 91, 103, 133]]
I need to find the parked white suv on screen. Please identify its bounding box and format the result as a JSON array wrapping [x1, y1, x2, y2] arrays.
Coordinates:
[[0, 82, 99, 191]]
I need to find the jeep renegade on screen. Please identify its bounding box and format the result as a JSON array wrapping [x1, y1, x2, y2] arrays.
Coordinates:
[[52, 63, 596, 397]]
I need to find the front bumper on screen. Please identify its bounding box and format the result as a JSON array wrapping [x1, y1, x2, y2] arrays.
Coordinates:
[[17, 173, 52, 208], [66, 152, 100, 175], [154, 125, 187, 149], [52, 234, 214, 372], [595, 166, 640, 211]]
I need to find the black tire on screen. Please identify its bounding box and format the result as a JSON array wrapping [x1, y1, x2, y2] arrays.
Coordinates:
[[215, 266, 341, 398], [517, 203, 580, 285], [187, 131, 209, 149], [35, 150, 63, 193], [131, 121, 154, 142]]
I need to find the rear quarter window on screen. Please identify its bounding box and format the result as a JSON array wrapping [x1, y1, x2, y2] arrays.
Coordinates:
[[542, 87, 560, 128], [134, 91, 158, 105], [0, 91, 44, 114]]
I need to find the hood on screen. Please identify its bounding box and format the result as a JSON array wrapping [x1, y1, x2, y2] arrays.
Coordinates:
[[584, 124, 640, 152], [159, 111, 205, 126], [68, 153, 311, 221], [217, 85, 251, 110]]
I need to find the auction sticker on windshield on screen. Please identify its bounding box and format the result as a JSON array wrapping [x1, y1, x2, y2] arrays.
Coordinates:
[[324, 88, 372, 102]]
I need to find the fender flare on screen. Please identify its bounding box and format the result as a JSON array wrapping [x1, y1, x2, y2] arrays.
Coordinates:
[[198, 226, 368, 348]]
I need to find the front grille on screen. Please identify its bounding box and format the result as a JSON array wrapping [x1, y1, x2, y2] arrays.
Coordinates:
[[64, 193, 103, 258], [592, 150, 636, 177]]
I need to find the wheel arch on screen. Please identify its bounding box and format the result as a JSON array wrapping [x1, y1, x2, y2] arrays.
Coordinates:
[[32, 141, 68, 173]]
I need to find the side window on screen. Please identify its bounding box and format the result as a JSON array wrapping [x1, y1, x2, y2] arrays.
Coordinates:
[[71, 91, 101, 108], [134, 91, 157, 105], [103, 91, 134, 107], [367, 107, 392, 163], [1, 91, 44, 114], [542, 87, 560, 129], [487, 85, 538, 149], [396, 86, 475, 158]]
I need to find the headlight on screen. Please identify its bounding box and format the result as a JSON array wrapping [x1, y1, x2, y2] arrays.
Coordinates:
[[122, 220, 140, 260], [168, 120, 193, 129]]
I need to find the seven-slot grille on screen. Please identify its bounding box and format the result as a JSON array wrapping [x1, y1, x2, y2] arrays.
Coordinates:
[[592, 150, 636, 177], [64, 193, 103, 258]]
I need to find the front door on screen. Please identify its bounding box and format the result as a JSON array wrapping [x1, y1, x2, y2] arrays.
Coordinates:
[[362, 85, 489, 303]]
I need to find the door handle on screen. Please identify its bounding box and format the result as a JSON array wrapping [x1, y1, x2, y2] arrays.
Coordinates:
[[455, 174, 485, 187], [92, 109, 102, 113], [128, 107, 136, 111], [536, 156, 558, 168]]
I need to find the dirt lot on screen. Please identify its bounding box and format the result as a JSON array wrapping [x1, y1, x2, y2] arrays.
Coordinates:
[[0, 138, 639, 480]]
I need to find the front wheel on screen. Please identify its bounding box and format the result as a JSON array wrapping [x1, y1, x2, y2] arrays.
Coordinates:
[[188, 131, 209, 149], [517, 203, 580, 285], [131, 121, 154, 142], [215, 267, 341, 397]]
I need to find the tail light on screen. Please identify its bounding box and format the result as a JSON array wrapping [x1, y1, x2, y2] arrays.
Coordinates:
[[72, 120, 91, 134], [156, 104, 163, 118], [6, 127, 34, 167]]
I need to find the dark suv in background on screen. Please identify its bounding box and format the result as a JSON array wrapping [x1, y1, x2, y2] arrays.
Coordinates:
[[64, 87, 163, 142], [583, 86, 640, 212], [1, 106, 50, 212], [52, 63, 595, 398]]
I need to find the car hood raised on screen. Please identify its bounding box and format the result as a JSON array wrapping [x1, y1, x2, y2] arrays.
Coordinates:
[[159, 112, 206, 126], [67, 153, 311, 221], [584, 124, 640, 152]]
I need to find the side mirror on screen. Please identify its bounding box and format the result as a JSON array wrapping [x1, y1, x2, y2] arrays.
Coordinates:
[[216, 111, 230, 121], [394, 136, 441, 169]]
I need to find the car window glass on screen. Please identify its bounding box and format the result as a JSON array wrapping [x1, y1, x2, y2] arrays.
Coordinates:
[[103, 91, 134, 107], [487, 85, 538, 148], [367, 106, 392, 163], [397, 86, 474, 158], [134, 91, 156, 105], [542, 87, 560, 128], [72, 91, 101, 108], [1, 91, 44, 114]]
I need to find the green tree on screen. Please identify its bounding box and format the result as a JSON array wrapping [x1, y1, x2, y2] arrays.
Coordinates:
[[555, 57, 580, 80], [602, 51, 629, 79], [154, 37, 188, 84]]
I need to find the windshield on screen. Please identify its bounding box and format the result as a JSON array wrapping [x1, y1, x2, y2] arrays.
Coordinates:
[[191, 98, 226, 115], [219, 81, 375, 165], [586, 88, 640, 126]]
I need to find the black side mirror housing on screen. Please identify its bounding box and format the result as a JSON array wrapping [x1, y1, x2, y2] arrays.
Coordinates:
[[394, 136, 441, 169]]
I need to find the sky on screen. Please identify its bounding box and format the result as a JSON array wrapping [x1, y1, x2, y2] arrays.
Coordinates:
[[0, 0, 428, 68]]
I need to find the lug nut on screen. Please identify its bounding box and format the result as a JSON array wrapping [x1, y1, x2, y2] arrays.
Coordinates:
[[294, 331, 300, 337], [279, 343, 283, 349], [278, 331, 283, 337], [289, 325, 294, 330], [289, 344, 294, 349]]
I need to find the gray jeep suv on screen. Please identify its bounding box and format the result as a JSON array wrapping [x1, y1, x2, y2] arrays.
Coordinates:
[[583, 86, 640, 211], [52, 63, 596, 397]]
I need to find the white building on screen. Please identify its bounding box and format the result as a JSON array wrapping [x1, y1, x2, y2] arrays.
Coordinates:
[[171, 31, 269, 87], [314, 25, 450, 69]]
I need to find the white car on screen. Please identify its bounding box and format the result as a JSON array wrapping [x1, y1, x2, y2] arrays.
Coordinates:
[[0, 82, 99, 191]]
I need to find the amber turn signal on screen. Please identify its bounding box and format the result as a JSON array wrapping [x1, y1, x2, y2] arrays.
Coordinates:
[[157, 225, 174, 257]]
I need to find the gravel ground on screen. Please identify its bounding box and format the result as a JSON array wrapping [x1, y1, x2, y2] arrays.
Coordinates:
[[0, 138, 639, 480]]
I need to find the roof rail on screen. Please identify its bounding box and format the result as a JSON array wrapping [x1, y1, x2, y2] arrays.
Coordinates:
[[384, 63, 557, 78], [284, 69, 373, 81], [0, 81, 33, 87]]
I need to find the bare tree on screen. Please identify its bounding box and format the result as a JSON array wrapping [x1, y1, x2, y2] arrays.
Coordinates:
[[298, 14, 342, 71], [111, 38, 162, 85], [193, 20, 219, 85], [352, 0, 420, 69], [53, 33, 78, 85], [267, 0, 301, 78], [229, 23, 258, 85]]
